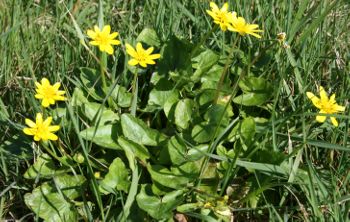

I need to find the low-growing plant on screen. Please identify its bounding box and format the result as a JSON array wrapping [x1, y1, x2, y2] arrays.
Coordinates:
[[1, 0, 350, 221]]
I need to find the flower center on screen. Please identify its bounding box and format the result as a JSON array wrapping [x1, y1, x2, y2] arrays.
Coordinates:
[[42, 85, 57, 98], [95, 34, 109, 45], [34, 123, 48, 137], [136, 52, 147, 62], [320, 101, 336, 114]]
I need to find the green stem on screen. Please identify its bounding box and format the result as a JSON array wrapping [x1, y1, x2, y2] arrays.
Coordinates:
[[190, 25, 218, 57], [213, 35, 240, 104], [100, 51, 107, 90], [130, 68, 138, 116]]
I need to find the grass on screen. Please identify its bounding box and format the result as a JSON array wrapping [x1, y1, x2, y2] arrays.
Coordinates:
[[1, 0, 350, 221]]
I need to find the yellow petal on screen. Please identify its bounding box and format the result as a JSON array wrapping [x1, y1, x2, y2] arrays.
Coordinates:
[[109, 32, 119, 39], [145, 59, 156, 65], [36, 113, 43, 124], [221, 2, 229, 12], [53, 82, 61, 90], [47, 133, 58, 141], [23, 128, 34, 136], [136, 42, 144, 53], [43, 117, 52, 127], [209, 2, 219, 11], [35, 81, 42, 89], [206, 10, 216, 19], [41, 78, 50, 87], [125, 44, 138, 57], [316, 112, 327, 123], [35, 94, 44, 99], [25, 118, 36, 128], [34, 135, 41, 141], [319, 86, 328, 102], [139, 62, 147, 68], [89, 41, 100, 46], [94, 25, 100, 33], [128, 59, 139, 66], [306, 92, 321, 108], [110, 40, 120, 45], [147, 54, 161, 60], [145, 47, 154, 55], [102, 25, 111, 34], [335, 104, 345, 112], [42, 99, 50, 107], [330, 117, 338, 127], [87, 29, 97, 39], [48, 125, 60, 132], [105, 45, 114, 55]]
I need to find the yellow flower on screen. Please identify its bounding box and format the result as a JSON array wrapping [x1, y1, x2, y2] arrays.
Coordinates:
[[206, 2, 233, 31], [35, 78, 65, 108], [307, 86, 345, 126], [87, 25, 121, 55], [228, 12, 263, 38], [125, 42, 161, 68], [23, 113, 60, 141]]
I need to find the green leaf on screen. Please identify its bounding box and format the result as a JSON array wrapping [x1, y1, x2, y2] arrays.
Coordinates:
[[79, 124, 121, 149], [83, 101, 119, 125], [24, 174, 86, 222], [147, 164, 189, 189], [192, 122, 216, 144], [99, 157, 130, 194], [158, 36, 193, 80], [110, 84, 133, 108], [71, 87, 89, 107], [121, 113, 167, 146], [148, 88, 179, 108], [232, 93, 271, 106], [118, 137, 150, 163], [24, 153, 69, 179], [233, 76, 272, 106], [167, 136, 187, 165], [80, 67, 104, 101], [192, 122, 226, 144], [200, 65, 225, 89], [136, 28, 161, 47], [238, 76, 272, 93], [136, 184, 185, 220], [175, 99, 194, 130], [191, 49, 219, 81]]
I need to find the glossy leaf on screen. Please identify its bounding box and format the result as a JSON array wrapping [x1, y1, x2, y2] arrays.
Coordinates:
[[121, 113, 167, 146], [136, 28, 161, 47], [24, 174, 86, 222], [136, 184, 185, 220], [24, 153, 69, 179], [79, 124, 121, 149], [99, 157, 130, 194], [175, 99, 193, 130]]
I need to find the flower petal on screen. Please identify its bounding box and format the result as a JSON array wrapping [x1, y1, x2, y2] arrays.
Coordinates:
[[48, 125, 60, 132], [316, 112, 327, 123], [136, 42, 144, 53], [25, 118, 36, 128], [319, 86, 328, 102], [47, 133, 58, 141], [87, 29, 97, 39], [330, 117, 338, 127], [23, 128, 34, 136], [36, 113, 43, 124], [306, 92, 321, 108], [125, 44, 138, 57], [102, 25, 111, 34], [43, 117, 52, 127], [105, 45, 114, 55], [128, 59, 139, 66]]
